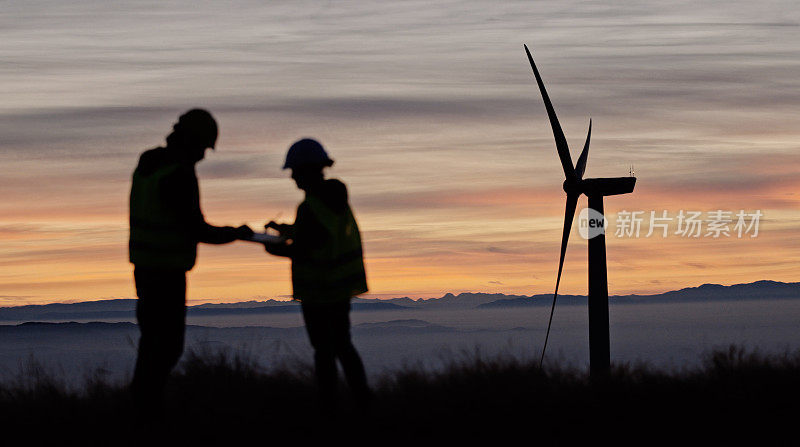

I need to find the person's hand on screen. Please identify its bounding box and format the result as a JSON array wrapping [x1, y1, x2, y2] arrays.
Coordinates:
[[235, 224, 254, 240], [266, 221, 292, 235], [264, 237, 290, 255]]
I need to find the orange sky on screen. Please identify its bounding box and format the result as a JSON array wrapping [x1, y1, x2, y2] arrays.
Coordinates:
[[1, 1, 799, 306]]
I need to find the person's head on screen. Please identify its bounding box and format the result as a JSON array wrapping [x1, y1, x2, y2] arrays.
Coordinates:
[[165, 109, 218, 163], [283, 138, 334, 191]]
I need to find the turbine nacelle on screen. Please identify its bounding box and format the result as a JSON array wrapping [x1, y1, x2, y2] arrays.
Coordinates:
[[564, 177, 637, 197]]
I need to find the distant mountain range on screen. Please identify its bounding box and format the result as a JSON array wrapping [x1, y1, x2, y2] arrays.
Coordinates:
[[477, 280, 800, 308], [0, 280, 797, 322]]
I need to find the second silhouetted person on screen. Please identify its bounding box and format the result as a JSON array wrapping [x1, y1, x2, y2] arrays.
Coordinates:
[[265, 138, 371, 412]]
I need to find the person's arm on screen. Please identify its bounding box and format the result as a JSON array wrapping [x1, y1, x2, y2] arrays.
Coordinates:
[[169, 166, 252, 243], [264, 238, 292, 257], [265, 202, 327, 258], [198, 222, 252, 244], [263, 221, 293, 257]]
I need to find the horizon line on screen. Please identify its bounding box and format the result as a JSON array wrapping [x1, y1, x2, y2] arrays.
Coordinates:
[[3, 278, 796, 309]]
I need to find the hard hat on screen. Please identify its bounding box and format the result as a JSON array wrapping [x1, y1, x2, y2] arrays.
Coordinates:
[[176, 109, 218, 149], [283, 138, 334, 170]]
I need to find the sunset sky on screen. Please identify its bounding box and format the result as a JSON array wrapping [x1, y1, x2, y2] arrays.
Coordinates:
[[1, 1, 798, 306]]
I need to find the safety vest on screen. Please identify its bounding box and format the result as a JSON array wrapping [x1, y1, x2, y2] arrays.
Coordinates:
[[291, 195, 368, 303], [129, 162, 196, 270]]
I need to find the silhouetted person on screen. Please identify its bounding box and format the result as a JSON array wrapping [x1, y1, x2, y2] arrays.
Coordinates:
[[265, 138, 371, 412], [128, 109, 253, 421]]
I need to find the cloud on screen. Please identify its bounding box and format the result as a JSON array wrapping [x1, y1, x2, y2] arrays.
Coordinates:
[[683, 262, 710, 269]]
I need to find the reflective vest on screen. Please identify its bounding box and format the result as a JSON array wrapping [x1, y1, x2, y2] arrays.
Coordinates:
[[291, 195, 368, 303], [129, 162, 196, 270]]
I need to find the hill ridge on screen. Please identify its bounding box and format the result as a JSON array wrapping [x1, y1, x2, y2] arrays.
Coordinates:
[[1, 280, 797, 320]]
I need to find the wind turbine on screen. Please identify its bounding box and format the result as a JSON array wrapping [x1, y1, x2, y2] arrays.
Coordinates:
[[524, 44, 636, 376]]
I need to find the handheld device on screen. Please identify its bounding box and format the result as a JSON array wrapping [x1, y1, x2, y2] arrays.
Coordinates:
[[246, 232, 285, 244]]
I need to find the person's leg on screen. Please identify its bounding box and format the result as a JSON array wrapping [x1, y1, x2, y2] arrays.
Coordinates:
[[330, 302, 371, 409], [131, 267, 186, 418], [302, 303, 339, 410]]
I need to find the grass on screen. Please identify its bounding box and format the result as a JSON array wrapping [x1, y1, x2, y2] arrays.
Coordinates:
[[1, 345, 797, 445]]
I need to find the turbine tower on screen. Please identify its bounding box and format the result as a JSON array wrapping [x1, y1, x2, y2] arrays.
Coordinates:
[[524, 44, 636, 376]]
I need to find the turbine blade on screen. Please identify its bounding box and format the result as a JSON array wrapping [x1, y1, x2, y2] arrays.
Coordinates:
[[540, 191, 579, 366], [575, 119, 591, 179], [524, 44, 576, 181], [553, 192, 578, 300]]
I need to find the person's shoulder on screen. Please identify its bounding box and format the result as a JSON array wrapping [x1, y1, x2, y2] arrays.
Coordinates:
[[323, 179, 349, 206], [141, 146, 164, 155], [140, 148, 194, 185], [297, 199, 312, 213], [303, 179, 351, 214], [138, 146, 163, 161], [325, 178, 348, 191], [135, 147, 166, 174]]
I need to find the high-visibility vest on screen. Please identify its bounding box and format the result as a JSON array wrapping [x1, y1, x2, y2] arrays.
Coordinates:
[[291, 195, 368, 303], [129, 161, 196, 270]]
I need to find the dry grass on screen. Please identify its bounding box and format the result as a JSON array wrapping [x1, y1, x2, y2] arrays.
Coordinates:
[[1, 345, 797, 445]]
